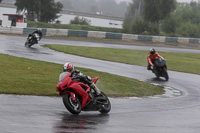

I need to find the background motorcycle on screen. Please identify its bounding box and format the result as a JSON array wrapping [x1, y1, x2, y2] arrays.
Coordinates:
[[153, 58, 169, 81], [56, 72, 111, 115], [25, 33, 40, 47]]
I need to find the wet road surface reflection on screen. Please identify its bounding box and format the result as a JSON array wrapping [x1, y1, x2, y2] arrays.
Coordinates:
[[54, 113, 110, 133]]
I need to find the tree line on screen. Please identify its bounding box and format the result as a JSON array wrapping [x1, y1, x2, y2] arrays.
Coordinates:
[[15, 0, 63, 22], [13, 0, 128, 23], [3, 0, 200, 38], [123, 0, 200, 38]]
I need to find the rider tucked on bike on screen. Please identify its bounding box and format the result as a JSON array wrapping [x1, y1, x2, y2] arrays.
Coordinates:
[[147, 48, 165, 70], [59, 62, 101, 95], [28, 29, 43, 44]]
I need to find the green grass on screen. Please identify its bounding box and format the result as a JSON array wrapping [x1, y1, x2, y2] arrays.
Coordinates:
[[44, 44, 200, 75], [0, 54, 163, 97]]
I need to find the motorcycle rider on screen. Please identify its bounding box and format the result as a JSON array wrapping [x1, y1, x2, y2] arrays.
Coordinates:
[[59, 62, 101, 96], [28, 29, 43, 44], [147, 48, 165, 71]]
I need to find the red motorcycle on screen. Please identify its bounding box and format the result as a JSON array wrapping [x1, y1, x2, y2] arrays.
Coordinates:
[[56, 72, 111, 114]]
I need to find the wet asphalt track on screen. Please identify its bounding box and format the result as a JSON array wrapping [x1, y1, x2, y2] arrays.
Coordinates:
[[1, 34, 200, 133]]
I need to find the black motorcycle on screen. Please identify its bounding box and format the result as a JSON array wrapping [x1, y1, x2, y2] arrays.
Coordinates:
[[25, 33, 40, 47], [152, 58, 169, 81]]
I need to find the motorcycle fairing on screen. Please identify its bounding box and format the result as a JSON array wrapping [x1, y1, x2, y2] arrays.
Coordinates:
[[67, 82, 92, 108], [92, 77, 99, 84], [56, 72, 72, 93], [154, 58, 166, 67], [56, 72, 92, 109]]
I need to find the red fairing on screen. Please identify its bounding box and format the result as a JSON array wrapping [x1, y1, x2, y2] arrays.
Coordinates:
[[92, 77, 99, 84], [56, 72, 72, 92], [68, 82, 91, 108], [56, 72, 92, 109]]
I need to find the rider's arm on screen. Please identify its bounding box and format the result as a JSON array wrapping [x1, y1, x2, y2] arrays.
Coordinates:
[[32, 31, 37, 34], [39, 32, 43, 40], [73, 70, 92, 85], [147, 54, 153, 66], [156, 52, 164, 60]]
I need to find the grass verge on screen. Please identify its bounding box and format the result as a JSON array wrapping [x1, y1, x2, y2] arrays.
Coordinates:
[[44, 44, 200, 75], [0, 54, 164, 97]]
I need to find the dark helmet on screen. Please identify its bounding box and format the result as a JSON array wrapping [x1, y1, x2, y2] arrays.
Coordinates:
[[36, 29, 42, 35], [150, 48, 156, 55]]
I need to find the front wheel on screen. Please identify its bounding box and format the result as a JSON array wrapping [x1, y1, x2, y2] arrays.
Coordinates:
[[98, 92, 111, 114], [62, 93, 82, 114], [25, 41, 30, 47], [163, 68, 169, 81], [154, 69, 160, 79]]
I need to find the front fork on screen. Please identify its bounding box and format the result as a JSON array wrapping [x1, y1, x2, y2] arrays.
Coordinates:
[[68, 91, 76, 101]]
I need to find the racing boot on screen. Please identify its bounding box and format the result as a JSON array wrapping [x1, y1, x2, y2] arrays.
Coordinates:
[[90, 83, 101, 96]]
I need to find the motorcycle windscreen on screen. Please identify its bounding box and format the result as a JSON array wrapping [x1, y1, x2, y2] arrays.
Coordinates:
[[154, 58, 166, 67], [57, 72, 73, 90]]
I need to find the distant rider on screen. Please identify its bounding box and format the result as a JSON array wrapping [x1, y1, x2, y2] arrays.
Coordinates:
[[147, 48, 165, 70], [59, 62, 101, 95], [28, 29, 43, 44]]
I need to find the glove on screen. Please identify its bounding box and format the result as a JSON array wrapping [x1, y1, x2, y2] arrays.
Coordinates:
[[74, 70, 80, 73], [151, 65, 153, 70]]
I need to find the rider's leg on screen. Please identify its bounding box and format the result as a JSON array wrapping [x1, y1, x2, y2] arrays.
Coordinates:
[[90, 83, 101, 96], [81, 75, 101, 96], [147, 64, 152, 70]]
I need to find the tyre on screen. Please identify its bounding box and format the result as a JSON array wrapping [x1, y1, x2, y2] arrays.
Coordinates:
[[155, 74, 160, 79], [25, 41, 32, 48], [62, 93, 81, 114], [154, 70, 160, 79], [28, 39, 36, 47], [163, 68, 169, 81], [25, 41, 29, 47], [153, 67, 160, 79], [98, 92, 111, 114]]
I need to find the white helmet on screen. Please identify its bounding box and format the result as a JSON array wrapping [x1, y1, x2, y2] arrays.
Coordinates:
[[63, 62, 74, 72]]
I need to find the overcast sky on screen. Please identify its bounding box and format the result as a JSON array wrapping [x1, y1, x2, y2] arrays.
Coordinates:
[[115, 0, 198, 3], [178, 0, 198, 2]]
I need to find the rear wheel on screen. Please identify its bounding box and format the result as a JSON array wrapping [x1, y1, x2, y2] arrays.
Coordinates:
[[63, 93, 81, 114], [98, 92, 111, 114]]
